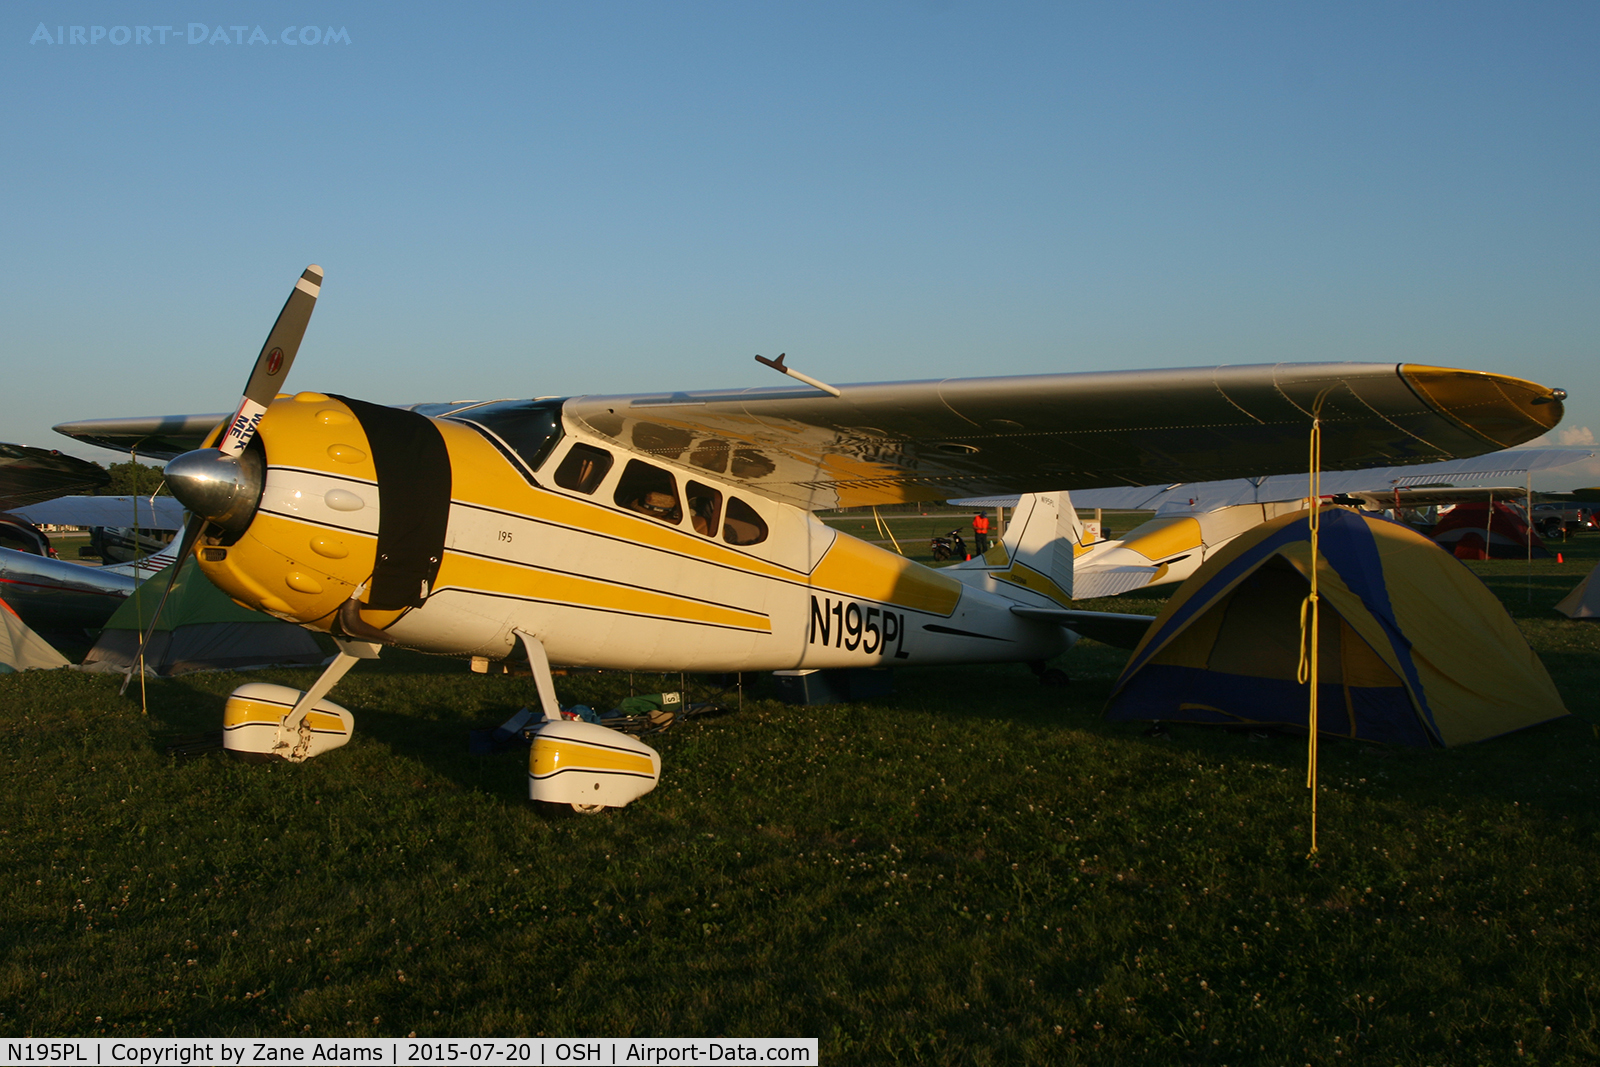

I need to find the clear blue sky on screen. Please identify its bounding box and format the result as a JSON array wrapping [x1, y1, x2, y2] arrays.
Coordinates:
[[5, 2, 1597, 484]]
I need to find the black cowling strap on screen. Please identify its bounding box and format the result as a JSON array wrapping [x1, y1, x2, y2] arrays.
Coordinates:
[[331, 396, 452, 611]]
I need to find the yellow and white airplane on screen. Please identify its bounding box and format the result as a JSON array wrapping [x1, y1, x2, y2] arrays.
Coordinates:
[[54, 266, 1567, 808], [955, 446, 1595, 600]]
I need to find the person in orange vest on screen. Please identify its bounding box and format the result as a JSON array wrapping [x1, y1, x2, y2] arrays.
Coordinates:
[[971, 511, 990, 556]]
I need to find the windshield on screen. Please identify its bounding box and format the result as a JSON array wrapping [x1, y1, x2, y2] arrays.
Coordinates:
[[440, 398, 566, 479]]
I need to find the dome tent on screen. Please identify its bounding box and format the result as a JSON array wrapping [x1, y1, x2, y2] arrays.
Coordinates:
[[81, 557, 325, 677], [1107, 508, 1565, 747], [1431, 501, 1548, 561]]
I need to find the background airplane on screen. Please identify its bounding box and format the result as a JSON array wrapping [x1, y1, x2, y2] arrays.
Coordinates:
[[11, 494, 184, 563], [955, 447, 1594, 599], [0, 442, 109, 510], [0, 443, 111, 557], [0, 445, 187, 652]]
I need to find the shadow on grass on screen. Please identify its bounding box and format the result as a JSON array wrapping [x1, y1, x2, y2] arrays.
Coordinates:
[[126, 651, 536, 804]]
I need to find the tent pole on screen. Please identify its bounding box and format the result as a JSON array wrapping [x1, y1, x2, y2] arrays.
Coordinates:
[[132, 445, 149, 717], [1527, 476, 1533, 602]]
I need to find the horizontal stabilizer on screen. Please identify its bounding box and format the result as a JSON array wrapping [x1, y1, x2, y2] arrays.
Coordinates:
[[1071, 566, 1166, 600], [1011, 606, 1156, 649]]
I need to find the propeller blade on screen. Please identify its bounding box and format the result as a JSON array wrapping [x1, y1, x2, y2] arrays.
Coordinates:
[[118, 513, 206, 695], [218, 264, 323, 457]]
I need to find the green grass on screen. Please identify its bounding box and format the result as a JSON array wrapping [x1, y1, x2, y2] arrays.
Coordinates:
[[44, 533, 94, 559], [2, 539, 1600, 1063]]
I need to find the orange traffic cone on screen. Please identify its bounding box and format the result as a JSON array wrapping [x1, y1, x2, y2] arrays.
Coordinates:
[[1558, 553, 1564, 563]]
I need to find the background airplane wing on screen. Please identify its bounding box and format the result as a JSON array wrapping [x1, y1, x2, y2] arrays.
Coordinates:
[[0, 443, 111, 511], [565, 362, 1564, 509], [957, 447, 1595, 512], [11, 495, 187, 531]]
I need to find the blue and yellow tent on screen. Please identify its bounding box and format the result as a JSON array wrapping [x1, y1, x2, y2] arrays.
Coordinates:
[[1107, 508, 1566, 746]]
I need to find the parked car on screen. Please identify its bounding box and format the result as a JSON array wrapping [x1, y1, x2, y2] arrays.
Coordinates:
[[1531, 502, 1595, 537]]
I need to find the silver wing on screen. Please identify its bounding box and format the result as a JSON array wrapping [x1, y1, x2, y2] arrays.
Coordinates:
[[563, 362, 1564, 508]]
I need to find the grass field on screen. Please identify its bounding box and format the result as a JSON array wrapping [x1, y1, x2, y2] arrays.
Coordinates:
[[46, 533, 94, 560], [2, 530, 1599, 1063]]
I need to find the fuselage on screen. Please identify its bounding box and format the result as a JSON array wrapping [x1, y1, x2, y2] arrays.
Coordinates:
[[194, 392, 1067, 672], [0, 546, 137, 633]]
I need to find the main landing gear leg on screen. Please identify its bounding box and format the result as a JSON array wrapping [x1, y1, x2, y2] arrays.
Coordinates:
[[271, 638, 385, 761], [514, 631, 564, 722]]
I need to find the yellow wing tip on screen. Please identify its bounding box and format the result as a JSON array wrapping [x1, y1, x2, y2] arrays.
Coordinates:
[[1400, 365, 1566, 445]]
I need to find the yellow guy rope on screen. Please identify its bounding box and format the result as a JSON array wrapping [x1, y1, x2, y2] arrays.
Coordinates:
[[872, 506, 904, 555], [1296, 397, 1328, 856]]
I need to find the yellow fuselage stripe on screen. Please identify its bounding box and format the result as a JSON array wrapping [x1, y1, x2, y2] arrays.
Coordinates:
[[434, 552, 772, 632]]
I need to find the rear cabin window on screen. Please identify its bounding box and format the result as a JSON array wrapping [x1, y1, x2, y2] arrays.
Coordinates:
[[614, 460, 682, 525], [723, 497, 768, 546], [554, 444, 614, 494], [686, 481, 722, 537]]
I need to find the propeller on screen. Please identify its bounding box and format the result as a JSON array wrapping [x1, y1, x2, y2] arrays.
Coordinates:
[[120, 266, 323, 694], [218, 265, 323, 457]]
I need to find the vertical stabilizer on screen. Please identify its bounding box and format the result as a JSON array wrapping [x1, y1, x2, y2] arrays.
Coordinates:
[[995, 491, 1082, 602]]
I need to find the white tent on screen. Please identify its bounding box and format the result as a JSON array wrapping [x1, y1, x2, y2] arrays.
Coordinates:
[[1555, 565, 1600, 619], [0, 597, 70, 672]]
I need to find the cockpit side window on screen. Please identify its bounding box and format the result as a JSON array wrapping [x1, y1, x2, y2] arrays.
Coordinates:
[[723, 497, 768, 546], [554, 444, 614, 495], [613, 460, 682, 525], [686, 481, 722, 537]]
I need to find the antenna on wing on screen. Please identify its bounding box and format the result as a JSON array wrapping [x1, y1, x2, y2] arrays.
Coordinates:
[[755, 353, 842, 398]]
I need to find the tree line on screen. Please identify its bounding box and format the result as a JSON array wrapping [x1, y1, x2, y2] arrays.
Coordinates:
[[92, 460, 170, 497]]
